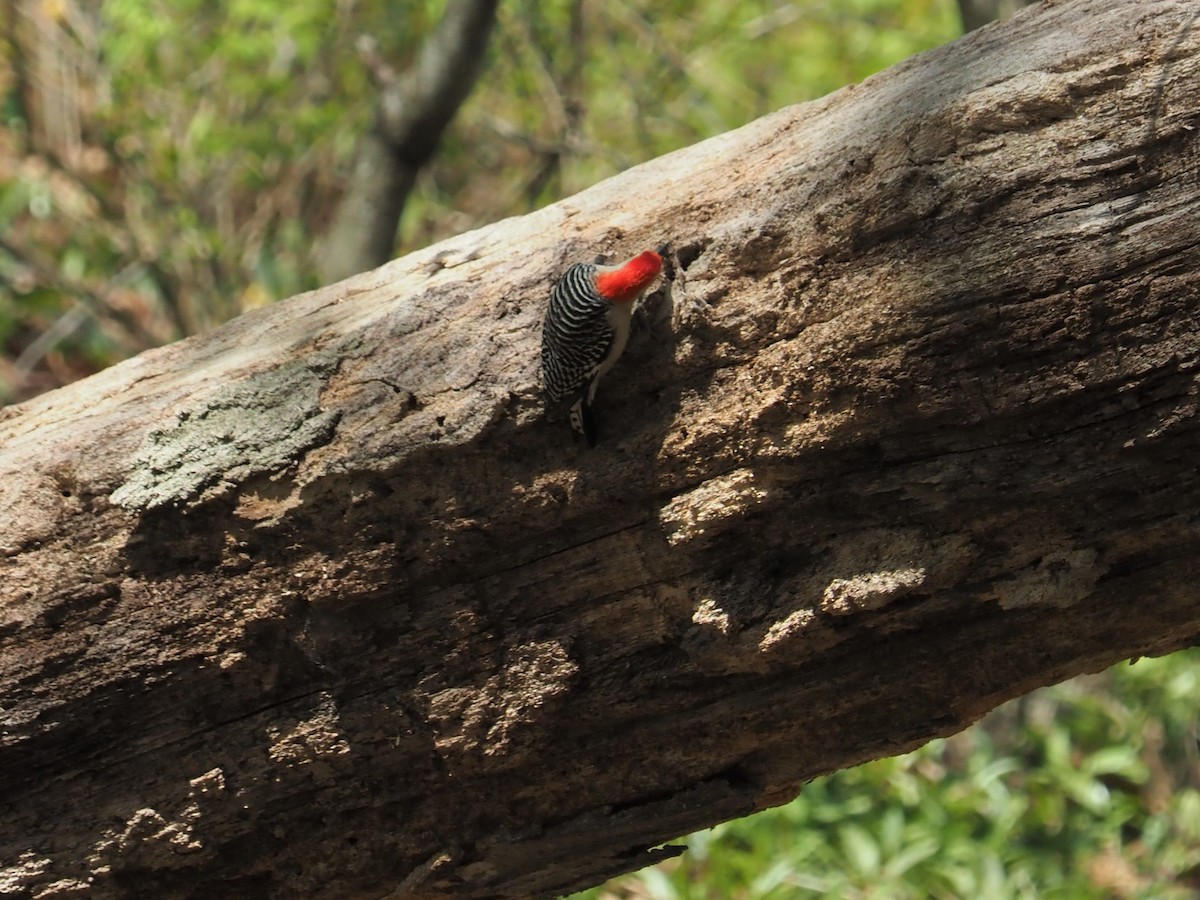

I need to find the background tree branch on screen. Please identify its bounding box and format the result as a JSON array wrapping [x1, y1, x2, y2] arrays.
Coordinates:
[[957, 0, 1036, 31], [316, 0, 500, 284], [2, 0, 1199, 897]]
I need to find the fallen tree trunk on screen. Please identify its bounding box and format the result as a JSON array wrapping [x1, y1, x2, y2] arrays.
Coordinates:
[[2, 0, 1199, 896]]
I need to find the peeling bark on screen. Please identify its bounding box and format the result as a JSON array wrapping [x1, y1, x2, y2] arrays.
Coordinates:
[[3, 0, 1200, 897]]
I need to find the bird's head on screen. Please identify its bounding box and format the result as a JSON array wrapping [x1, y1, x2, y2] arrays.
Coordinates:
[[594, 250, 663, 303]]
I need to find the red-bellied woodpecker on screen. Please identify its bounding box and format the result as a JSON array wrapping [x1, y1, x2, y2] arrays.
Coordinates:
[[540, 249, 664, 446]]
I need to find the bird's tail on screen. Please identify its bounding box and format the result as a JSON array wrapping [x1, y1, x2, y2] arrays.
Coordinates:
[[568, 397, 599, 448]]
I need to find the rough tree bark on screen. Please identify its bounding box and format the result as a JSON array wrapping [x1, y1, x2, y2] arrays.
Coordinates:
[[2, 0, 1199, 897], [316, 0, 499, 285]]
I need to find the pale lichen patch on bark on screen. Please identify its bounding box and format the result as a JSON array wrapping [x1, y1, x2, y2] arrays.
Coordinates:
[[110, 355, 342, 511]]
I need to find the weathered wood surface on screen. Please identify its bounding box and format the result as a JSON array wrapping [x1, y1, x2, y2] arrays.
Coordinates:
[[2, 0, 1199, 896]]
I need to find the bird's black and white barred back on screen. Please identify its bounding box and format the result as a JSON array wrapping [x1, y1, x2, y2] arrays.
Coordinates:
[[540, 250, 663, 446], [540, 262, 610, 411]]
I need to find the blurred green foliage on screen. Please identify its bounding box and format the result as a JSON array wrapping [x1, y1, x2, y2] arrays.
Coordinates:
[[574, 650, 1200, 899], [0, 0, 955, 400]]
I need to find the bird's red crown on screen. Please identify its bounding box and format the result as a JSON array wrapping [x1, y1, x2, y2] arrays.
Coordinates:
[[594, 250, 663, 303]]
